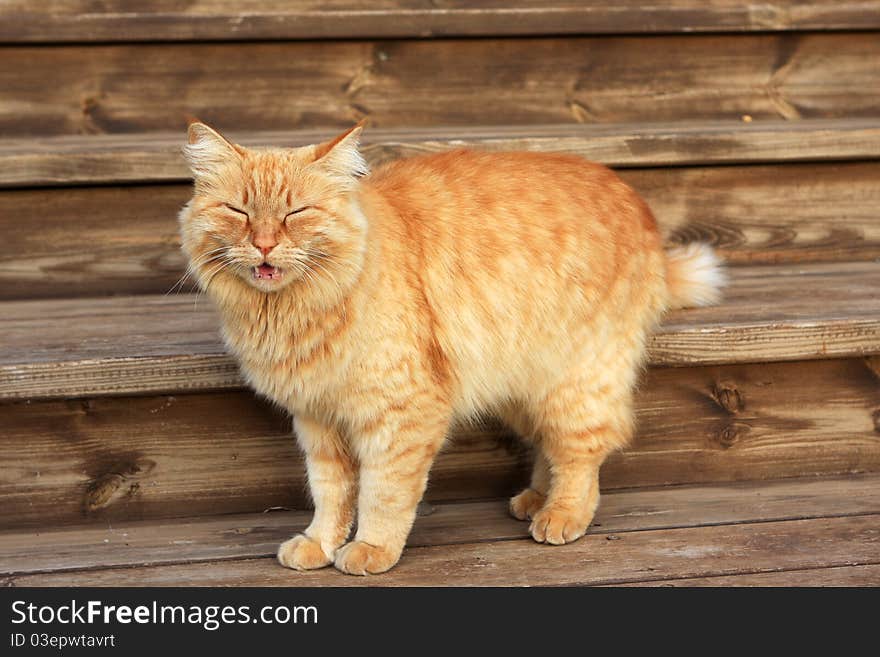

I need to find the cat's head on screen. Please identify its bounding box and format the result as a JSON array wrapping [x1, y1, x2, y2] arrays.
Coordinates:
[[179, 121, 369, 297]]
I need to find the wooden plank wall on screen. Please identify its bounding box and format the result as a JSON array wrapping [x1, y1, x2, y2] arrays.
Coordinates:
[[2, 162, 877, 300], [4, 1, 880, 42], [2, 34, 880, 137], [3, 357, 877, 529]]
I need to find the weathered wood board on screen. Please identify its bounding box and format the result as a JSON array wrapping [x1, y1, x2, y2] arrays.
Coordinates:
[[2, 474, 877, 576], [3, 33, 880, 137], [3, 1, 880, 42], [7, 514, 878, 586], [1, 162, 878, 301], [4, 119, 879, 188], [2, 262, 878, 400], [2, 358, 877, 529], [615, 565, 880, 586]]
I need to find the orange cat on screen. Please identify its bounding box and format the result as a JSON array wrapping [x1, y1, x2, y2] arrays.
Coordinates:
[[179, 122, 724, 575]]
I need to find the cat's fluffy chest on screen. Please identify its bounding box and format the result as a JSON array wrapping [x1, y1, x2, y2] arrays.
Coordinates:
[[218, 299, 352, 413]]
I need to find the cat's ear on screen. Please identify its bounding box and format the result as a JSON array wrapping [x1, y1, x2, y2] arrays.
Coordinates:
[[312, 121, 369, 180], [184, 121, 243, 179]]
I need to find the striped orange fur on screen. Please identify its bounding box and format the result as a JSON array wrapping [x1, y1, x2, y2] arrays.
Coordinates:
[[179, 123, 725, 575]]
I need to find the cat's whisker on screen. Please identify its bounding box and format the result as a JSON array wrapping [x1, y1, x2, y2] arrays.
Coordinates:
[[205, 257, 235, 282], [165, 272, 191, 296], [200, 257, 235, 292], [193, 256, 237, 311], [303, 253, 346, 310], [165, 247, 230, 296], [296, 262, 320, 297], [166, 263, 203, 296], [295, 260, 334, 310]]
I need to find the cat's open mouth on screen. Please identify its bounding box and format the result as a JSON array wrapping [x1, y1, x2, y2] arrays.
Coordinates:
[[253, 263, 283, 281]]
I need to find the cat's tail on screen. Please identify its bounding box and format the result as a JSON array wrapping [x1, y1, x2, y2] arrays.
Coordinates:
[[663, 243, 726, 309]]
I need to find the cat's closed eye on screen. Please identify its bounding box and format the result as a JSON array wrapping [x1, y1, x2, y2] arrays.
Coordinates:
[[285, 206, 313, 220], [224, 204, 249, 218]]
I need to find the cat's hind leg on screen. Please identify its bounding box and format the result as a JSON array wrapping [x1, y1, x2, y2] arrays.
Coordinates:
[[509, 451, 550, 521], [497, 401, 551, 521], [495, 401, 550, 520], [526, 373, 634, 545]]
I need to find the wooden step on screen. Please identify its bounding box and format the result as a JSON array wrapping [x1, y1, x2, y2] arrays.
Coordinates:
[[3, 156, 879, 300], [2, 262, 877, 401], [11, 515, 876, 586], [3, 475, 877, 586], [4, 119, 879, 188], [3, 33, 879, 137], [4, 357, 878, 529], [615, 565, 880, 587], [4, 1, 879, 43], [3, 473, 876, 576]]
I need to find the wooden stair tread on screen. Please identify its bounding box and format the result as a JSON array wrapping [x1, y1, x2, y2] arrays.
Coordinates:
[[612, 565, 880, 587], [4, 119, 879, 188], [1, 261, 878, 400], [11, 516, 876, 587], [4, 473, 878, 586], [12, 515, 875, 587], [3, 1, 878, 43], [3, 473, 877, 577]]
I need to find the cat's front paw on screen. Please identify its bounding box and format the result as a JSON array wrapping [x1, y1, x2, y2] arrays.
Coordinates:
[[277, 534, 333, 570], [529, 505, 591, 545], [334, 540, 400, 575], [509, 487, 546, 520]]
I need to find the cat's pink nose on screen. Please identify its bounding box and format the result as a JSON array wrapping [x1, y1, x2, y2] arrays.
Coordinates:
[[253, 233, 278, 257]]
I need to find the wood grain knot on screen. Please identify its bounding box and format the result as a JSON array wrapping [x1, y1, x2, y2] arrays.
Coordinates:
[[80, 96, 100, 116], [872, 409, 880, 434], [712, 382, 744, 414], [84, 473, 124, 512], [83, 458, 156, 513], [715, 422, 750, 449]]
